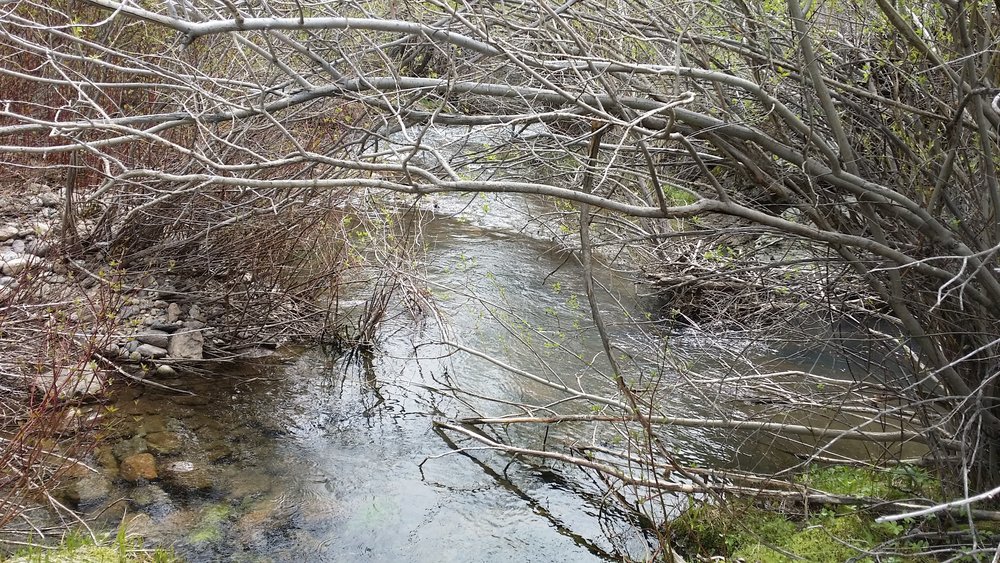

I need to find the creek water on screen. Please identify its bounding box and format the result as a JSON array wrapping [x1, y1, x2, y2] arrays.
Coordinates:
[[62, 127, 918, 561], [87, 199, 667, 561]]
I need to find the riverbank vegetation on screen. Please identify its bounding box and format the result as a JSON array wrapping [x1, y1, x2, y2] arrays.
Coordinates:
[[5, 524, 177, 562], [2, 0, 1000, 560]]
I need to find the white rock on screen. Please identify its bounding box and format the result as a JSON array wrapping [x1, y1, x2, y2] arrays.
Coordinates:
[[32, 365, 103, 399], [1, 257, 30, 276], [0, 225, 18, 242], [168, 329, 204, 360], [164, 461, 195, 473], [136, 344, 168, 359]]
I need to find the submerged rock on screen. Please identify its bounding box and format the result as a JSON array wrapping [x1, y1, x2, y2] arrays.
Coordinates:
[[124, 512, 154, 537], [121, 452, 158, 481], [162, 461, 214, 492], [94, 446, 119, 479], [188, 503, 232, 545], [62, 473, 113, 506], [145, 431, 183, 455], [112, 435, 148, 462], [130, 483, 172, 513]]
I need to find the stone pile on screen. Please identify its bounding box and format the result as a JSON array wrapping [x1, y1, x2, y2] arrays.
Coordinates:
[[110, 298, 209, 374], [1, 183, 219, 398], [0, 183, 63, 297]]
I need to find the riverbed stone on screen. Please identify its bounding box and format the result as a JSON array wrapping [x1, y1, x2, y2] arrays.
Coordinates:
[[124, 513, 154, 537], [121, 453, 158, 481], [136, 343, 168, 359], [162, 461, 213, 492], [137, 414, 166, 435], [38, 192, 61, 208], [235, 497, 290, 549], [168, 329, 204, 360], [204, 441, 235, 463], [24, 240, 50, 257], [112, 435, 148, 461], [0, 225, 18, 241], [130, 483, 171, 512], [95, 446, 119, 479], [169, 393, 210, 406], [136, 329, 170, 349], [155, 364, 177, 377], [224, 470, 274, 500], [146, 431, 183, 455], [63, 473, 113, 506]]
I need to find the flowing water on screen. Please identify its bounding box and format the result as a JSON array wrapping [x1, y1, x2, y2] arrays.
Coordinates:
[[50, 126, 921, 561], [82, 202, 664, 561]]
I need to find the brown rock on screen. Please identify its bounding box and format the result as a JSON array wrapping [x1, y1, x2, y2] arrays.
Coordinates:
[[120, 453, 157, 481]]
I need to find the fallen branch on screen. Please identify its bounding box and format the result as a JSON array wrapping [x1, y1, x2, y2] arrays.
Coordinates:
[[458, 413, 935, 445], [437, 421, 1000, 521]]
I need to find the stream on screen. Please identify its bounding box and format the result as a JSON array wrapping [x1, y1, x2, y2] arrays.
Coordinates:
[[50, 126, 921, 561], [78, 202, 665, 561]]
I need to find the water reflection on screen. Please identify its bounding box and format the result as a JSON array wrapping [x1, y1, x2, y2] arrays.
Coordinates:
[[73, 196, 920, 561]]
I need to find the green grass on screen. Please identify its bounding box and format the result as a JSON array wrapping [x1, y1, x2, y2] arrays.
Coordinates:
[[5, 526, 177, 563], [798, 464, 939, 501]]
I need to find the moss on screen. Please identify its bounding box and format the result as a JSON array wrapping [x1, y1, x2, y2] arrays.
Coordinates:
[[671, 503, 795, 557], [187, 503, 232, 545], [675, 504, 935, 562], [673, 466, 942, 562], [732, 511, 906, 562]]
